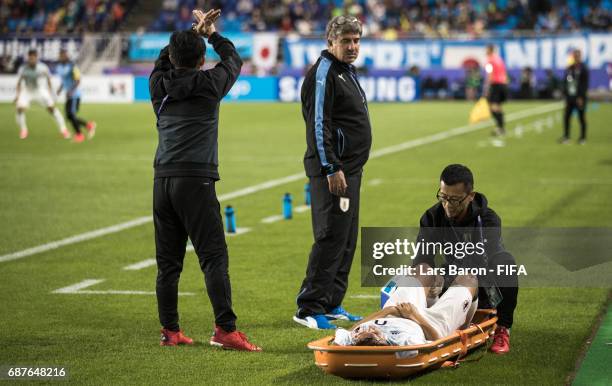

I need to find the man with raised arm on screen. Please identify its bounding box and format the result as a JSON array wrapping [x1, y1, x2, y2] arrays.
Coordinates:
[[150, 9, 261, 351]]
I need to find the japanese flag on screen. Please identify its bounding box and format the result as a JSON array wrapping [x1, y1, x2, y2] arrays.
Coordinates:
[[252, 33, 279, 70]]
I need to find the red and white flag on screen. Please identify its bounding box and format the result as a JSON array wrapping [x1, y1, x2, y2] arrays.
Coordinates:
[[252, 33, 279, 70]]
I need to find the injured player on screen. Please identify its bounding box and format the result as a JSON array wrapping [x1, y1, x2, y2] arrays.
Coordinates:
[[334, 264, 478, 346]]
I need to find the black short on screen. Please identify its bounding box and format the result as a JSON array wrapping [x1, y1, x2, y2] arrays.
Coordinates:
[[488, 84, 507, 104]]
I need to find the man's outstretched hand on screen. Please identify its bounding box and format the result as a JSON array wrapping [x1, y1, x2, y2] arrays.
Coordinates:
[[192, 9, 220, 37]]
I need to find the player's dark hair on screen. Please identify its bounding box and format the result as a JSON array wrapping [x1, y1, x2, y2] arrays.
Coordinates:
[[353, 335, 388, 346], [169, 30, 205, 68], [440, 164, 474, 192], [27, 49, 37, 56]]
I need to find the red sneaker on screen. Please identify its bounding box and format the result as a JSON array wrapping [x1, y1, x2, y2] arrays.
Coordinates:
[[209, 326, 262, 352], [73, 133, 85, 143], [489, 326, 510, 354], [86, 121, 96, 139], [160, 328, 194, 346], [19, 128, 28, 139]]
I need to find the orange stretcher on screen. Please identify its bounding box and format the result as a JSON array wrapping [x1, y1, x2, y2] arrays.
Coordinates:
[[308, 309, 497, 379]]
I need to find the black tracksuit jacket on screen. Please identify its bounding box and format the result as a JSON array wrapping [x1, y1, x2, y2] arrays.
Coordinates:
[[149, 32, 242, 180], [413, 193, 505, 268], [301, 50, 372, 177], [563, 62, 589, 100], [413, 193, 519, 328]]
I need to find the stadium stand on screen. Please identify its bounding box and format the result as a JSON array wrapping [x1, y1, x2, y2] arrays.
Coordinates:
[[1, 1, 610, 101], [0, 0, 138, 34], [146, 0, 612, 36]]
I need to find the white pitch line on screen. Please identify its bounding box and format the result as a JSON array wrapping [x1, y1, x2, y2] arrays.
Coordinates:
[[71, 290, 194, 296], [0, 216, 152, 263], [350, 294, 379, 299], [52, 278, 194, 295], [261, 205, 310, 223], [0, 103, 562, 264], [52, 279, 105, 293], [261, 214, 284, 224], [123, 258, 156, 271], [367, 178, 384, 186], [294, 205, 310, 213], [368, 102, 561, 159], [225, 227, 251, 236]]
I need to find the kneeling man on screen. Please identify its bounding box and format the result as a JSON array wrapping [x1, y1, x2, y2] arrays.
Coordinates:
[[334, 267, 477, 346]]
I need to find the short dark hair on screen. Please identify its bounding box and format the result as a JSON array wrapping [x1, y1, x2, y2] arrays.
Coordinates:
[[440, 164, 474, 192], [353, 335, 388, 346], [27, 49, 37, 56], [169, 30, 205, 68]]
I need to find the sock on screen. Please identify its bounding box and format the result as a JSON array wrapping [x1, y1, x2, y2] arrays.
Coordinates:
[[492, 111, 503, 130], [497, 111, 505, 130], [16, 111, 27, 130], [52, 108, 67, 132]]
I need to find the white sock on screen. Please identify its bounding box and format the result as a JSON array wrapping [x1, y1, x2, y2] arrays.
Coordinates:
[[16, 111, 27, 130], [52, 108, 67, 132]]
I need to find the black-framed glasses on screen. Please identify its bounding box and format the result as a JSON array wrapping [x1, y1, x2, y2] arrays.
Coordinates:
[[436, 189, 469, 206]]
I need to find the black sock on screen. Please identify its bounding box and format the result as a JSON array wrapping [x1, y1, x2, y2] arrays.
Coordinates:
[[492, 111, 504, 130]]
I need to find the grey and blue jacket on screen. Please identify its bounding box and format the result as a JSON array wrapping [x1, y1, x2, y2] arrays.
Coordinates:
[[149, 32, 242, 179], [301, 50, 372, 177]]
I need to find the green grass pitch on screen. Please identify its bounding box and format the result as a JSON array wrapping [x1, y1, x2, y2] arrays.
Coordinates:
[[0, 100, 610, 384]]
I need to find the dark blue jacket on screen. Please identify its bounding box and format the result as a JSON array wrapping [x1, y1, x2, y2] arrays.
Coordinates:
[[301, 50, 372, 177]]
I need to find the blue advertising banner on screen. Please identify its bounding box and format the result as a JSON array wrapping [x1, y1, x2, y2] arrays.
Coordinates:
[[283, 33, 612, 71], [129, 32, 253, 61], [133, 75, 278, 102], [278, 75, 419, 102]]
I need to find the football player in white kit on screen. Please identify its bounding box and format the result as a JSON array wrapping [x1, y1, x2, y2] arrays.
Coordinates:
[[334, 265, 478, 346], [14, 49, 69, 140]]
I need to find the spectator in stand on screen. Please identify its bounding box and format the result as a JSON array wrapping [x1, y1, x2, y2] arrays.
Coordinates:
[[519, 67, 536, 99], [539, 69, 561, 99]]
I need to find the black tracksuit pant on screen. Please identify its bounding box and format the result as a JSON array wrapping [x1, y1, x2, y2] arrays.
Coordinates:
[[154, 176, 236, 332], [479, 251, 519, 329], [563, 97, 587, 140], [296, 174, 361, 318]]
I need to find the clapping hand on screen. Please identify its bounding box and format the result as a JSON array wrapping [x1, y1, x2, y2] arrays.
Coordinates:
[[192, 9, 221, 38]]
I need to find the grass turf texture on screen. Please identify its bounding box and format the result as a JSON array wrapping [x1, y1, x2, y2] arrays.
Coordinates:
[[0, 101, 610, 385]]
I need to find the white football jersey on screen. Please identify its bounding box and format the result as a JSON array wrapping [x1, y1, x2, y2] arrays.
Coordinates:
[[18, 62, 50, 91], [334, 316, 427, 346]]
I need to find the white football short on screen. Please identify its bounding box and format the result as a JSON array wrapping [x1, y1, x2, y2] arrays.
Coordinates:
[[383, 277, 475, 339], [16, 88, 54, 109]]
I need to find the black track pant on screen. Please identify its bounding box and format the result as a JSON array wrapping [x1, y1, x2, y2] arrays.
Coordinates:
[[65, 97, 87, 134], [296, 174, 361, 318], [478, 251, 519, 329], [563, 97, 587, 140], [154, 176, 236, 332]]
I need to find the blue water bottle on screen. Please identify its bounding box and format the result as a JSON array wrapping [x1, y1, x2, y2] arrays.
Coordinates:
[[224, 205, 236, 233], [304, 183, 311, 206], [283, 193, 293, 219]]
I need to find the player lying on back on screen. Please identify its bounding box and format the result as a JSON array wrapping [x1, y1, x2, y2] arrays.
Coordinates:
[[14, 49, 69, 140], [334, 264, 477, 346]]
